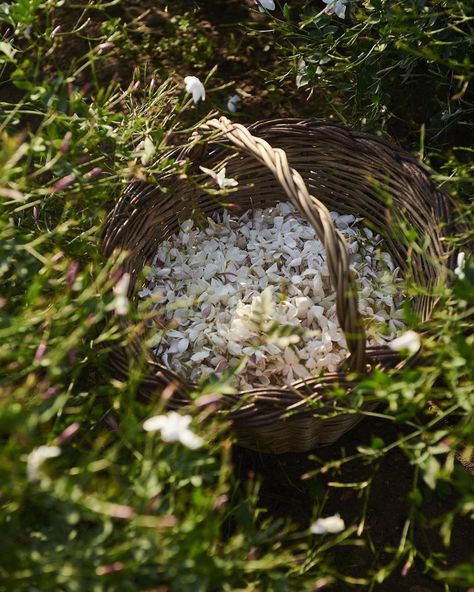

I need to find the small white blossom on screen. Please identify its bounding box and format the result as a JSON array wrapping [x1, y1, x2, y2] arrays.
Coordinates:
[[389, 330, 421, 354], [112, 273, 130, 316], [226, 94, 241, 112], [310, 514, 345, 535], [454, 251, 465, 280], [257, 0, 275, 11], [199, 166, 238, 189], [143, 411, 203, 449], [184, 76, 205, 104], [27, 445, 61, 482], [322, 0, 348, 19]]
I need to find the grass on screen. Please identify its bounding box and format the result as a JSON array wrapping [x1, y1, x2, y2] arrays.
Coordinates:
[[0, 0, 473, 590]]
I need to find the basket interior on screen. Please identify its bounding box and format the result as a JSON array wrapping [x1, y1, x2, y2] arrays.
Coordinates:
[[122, 137, 448, 326]]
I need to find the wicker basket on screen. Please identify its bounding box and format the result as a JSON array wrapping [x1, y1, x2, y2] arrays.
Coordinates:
[[102, 117, 457, 453]]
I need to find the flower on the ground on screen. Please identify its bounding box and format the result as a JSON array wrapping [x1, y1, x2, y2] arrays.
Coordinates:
[[310, 514, 345, 534], [27, 445, 61, 481], [323, 0, 348, 19], [388, 330, 421, 354], [199, 166, 238, 189], [112, 272, 130, 316], [227, 94, 241, 112], [454, 251, 465, 280], [143, 411, 203, 449], [184, 76, 205, 103], [257, 0, 275, 11]]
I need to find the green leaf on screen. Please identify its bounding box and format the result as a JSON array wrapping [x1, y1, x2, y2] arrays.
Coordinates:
[[423, 456, 441, 490]]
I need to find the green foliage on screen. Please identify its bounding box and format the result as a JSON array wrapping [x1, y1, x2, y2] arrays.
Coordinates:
[[0, 0, 43, 33], [0, 1, 473, 590], [278, 2, 473, 137]]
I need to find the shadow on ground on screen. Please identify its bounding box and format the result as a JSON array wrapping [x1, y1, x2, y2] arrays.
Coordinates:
[[233, 414, 474, 592]]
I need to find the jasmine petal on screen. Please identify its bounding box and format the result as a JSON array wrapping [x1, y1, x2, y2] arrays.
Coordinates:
[[322, 0, 348, 19], [389, 330, 421, 354], [184, 76, 205, 103], [227, 94, 241, 112], [454, 251, 465, 280], [140, 202, 405, 388], [257, 0, 276, 11], [310, 514, 345, 535], [143, 411, 203, 449]]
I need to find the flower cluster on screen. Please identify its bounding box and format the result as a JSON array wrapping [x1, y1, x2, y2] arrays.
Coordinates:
[[139, 202, 406, 389]]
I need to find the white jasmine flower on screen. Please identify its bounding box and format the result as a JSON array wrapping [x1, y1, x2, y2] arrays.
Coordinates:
[[27, 445, 61, 482], [112, 272, 130, 316], [199, 166, 238, 189], [143, 411, 203, 449], [389, 330, 421, 354], [227, 94, 241, 113], [454, 251, 465, 280], [310, 514, 345, 535], [257, 0, 275, 11], [323, 0, 348, 19], [184, 76, 205, 104]]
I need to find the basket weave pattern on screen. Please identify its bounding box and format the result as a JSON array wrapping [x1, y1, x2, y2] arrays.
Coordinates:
[[102, 118, 456, 453]]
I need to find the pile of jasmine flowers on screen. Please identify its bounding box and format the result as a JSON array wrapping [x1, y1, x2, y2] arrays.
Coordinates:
[[139, 202, 406, 390]]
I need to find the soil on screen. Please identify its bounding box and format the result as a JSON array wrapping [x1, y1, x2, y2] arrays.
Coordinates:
[[46, 0, 317, 122]]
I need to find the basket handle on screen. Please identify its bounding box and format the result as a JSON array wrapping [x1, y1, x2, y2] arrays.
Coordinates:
[[201, 116, 367, 372]]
